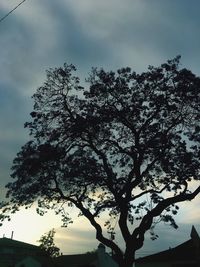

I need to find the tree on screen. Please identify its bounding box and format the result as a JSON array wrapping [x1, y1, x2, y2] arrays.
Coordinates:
[[4, 56, 200, 267], [38, 228, 60, 258]]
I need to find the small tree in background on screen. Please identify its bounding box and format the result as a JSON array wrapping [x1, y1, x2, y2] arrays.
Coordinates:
[[3, 56, 200, 267], [38, 228, 60, 258]]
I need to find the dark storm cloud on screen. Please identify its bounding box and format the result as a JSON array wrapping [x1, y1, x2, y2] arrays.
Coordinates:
[[0, 0, 117, 95], [0, 84, 30, 197], [45, 1, 114, 68], [143, 0, 200, 67]]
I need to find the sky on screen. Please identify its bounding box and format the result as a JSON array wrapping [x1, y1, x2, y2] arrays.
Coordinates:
[[0, 0, 200, 257]]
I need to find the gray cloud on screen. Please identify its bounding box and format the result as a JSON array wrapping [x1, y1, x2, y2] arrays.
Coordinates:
[[55, 226, 98, 255], [0, 84, 30, 198]]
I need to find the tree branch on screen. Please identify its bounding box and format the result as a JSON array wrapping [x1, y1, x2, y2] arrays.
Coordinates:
[[73, 200, 124, 261], [118, 202, 131, 243], [93, 201, 116, 217], [131, 185, 200, 251], [131, 185, 169, 201], [84, 135, 119, 200], [151, 185, 200, 217]]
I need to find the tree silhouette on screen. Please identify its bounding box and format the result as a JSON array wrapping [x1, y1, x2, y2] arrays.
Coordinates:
[[4, 57, 200, 267], [38, 228, 60, 258]]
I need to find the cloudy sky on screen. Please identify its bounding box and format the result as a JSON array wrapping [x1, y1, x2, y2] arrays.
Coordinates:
[[0, 0, 200, 257]]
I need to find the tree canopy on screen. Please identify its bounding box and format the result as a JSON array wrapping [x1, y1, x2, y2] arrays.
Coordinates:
[[38, 228, 60, 258], [3, 56, 200, 267]]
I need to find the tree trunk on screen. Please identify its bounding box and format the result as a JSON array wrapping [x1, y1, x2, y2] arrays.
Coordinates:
[[118, 256, 135, 267], [118, 261, 134, 267]]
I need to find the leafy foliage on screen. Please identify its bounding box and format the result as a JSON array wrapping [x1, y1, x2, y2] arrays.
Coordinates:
[[38, 228, 60, 258], [3, 57, 200, 267]]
